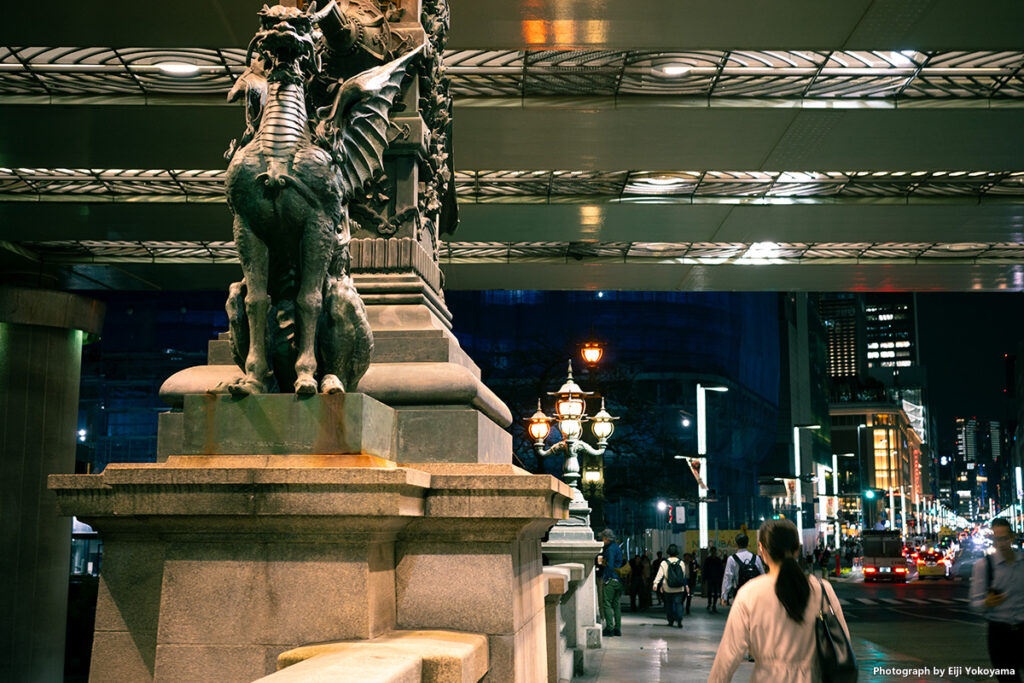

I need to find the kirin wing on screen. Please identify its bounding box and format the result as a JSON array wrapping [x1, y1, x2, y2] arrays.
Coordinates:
[[225, 60, 268, 159], [328, 45, 423, 201]]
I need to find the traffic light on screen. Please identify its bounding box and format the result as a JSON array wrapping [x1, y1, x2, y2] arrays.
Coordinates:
[[864, 490, 876, 500]]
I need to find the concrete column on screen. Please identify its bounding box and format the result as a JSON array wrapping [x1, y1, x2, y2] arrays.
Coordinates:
[[0, 287, 104, 683]]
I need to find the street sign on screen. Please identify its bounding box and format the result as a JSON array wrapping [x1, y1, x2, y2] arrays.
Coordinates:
[[674, 506, 686, 524]]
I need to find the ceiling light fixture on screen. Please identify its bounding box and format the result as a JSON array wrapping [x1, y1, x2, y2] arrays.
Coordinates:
[[157, 62, 200, 76], [640, 174, 686, 186], [658, 64, 692, 76]]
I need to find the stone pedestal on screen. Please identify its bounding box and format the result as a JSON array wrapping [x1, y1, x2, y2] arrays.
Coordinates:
[[0, 287, 104, 683], [541, 497, 604, 676], [159, 301, 513, 466], [51, 398, 571, 683]]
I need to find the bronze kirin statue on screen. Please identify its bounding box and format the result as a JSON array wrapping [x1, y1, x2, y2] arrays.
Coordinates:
[[223, 1, 420, 395]]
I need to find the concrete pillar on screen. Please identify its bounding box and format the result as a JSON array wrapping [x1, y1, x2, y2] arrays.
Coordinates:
[[0, 287, 104, 682]]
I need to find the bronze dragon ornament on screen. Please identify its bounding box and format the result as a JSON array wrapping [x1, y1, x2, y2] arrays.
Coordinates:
[[223, 1, 422, 395]]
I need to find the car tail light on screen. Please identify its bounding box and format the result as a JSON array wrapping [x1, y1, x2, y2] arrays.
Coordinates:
[[864, 567, 877, 573], [895, 567, 907, 573]]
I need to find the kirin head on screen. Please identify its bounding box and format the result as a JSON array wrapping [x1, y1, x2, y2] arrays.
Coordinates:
[[246, 2, 334, 78]]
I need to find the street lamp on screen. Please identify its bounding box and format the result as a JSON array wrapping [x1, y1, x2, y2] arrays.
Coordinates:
[[529, 361, 617, 522], [697, 382, 728, 549], [855, 423, 869, 530], [580, 342, 604, 367], [792, 423, 821, 546]]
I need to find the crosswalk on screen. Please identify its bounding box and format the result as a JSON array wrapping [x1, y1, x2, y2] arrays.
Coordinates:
[[839, 596, 971, 607]]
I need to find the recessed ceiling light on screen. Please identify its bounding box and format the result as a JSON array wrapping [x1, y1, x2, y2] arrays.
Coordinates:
[[641, 175, 685, 185], [658, 64, 692, 76], [157, 62, 200, 76]]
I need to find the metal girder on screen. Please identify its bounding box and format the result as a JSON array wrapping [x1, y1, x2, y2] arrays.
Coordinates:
[[442, 262, 1024, 292], [3, 168, 1023, 203], [10, 258, 1018, 293], [1, 103, 1022, 171], [2, 201, 1023, 245], [4, 47, 1023, 99], [6, 1, 1024, 51]]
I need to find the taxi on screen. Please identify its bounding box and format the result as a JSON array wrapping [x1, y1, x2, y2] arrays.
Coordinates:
[[915, 550, 950, 579]]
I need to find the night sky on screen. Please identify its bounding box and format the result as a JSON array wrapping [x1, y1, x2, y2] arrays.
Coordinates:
[[916, 293, 1024, 455]]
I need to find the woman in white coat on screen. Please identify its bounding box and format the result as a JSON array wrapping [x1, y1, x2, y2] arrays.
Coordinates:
[[709, 519, 851, 683]]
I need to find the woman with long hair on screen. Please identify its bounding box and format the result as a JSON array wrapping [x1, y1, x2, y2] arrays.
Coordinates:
[[709, 519, 851, 682]]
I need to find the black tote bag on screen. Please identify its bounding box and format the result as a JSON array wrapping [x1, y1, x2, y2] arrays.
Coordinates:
[[815, 578, 858, 683]]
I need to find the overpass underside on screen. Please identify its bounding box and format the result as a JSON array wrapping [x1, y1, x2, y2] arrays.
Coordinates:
[[2, 1, 1023, 292]]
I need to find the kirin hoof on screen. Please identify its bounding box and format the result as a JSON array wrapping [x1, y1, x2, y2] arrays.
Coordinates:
[[228, 378, 265, 396], [320, 374, 345, 394], [294, 377, 318, 394]]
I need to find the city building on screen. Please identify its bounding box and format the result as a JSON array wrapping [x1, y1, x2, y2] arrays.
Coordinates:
[[831, 403, 926, 535], [817, 294, 866, 380], [865, 294, 919, 370]]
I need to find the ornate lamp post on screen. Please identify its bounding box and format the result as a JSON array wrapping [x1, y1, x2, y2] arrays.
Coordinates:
[[528, 361, 617, 525]]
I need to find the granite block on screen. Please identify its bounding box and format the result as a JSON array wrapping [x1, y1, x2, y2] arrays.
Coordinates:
[[258, 650, 422, 683], [275, 630, 488, 683], [484, 634, 513, 683], [482, 612, 547, 683], [157, 542, 393, 646], [181, 393, 395, 458], [396, 542, 515, 634], [153, 644, 270, 683], [93, 539, 165, 635], [156, 411, 182, 463], [396, 407, 512, 464], [156, 544, 266, 645], [88, 630, 156, 683], [207, 338, 234, 365]]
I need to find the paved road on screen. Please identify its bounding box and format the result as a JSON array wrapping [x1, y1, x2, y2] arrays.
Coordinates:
[[581, 575, 1005, 683], [834, 576, 996, 683]]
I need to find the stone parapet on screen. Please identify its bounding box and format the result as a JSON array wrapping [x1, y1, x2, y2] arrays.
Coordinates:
[[542, 529, 604, 676], [50, 462, 571, 683]]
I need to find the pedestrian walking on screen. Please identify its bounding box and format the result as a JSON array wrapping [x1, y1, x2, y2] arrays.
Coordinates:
[[702, 547, 725, 613], [628, 552, 644, 611], [720, 532, 765, 607], [683, 552, 698, 615], [969, 518, 1024, 683], [652, 544, 688, 628], [640, 552, 653, 609], [709, 518, 851, 682], [651, 551, 665, 606], [598, 528, 625, 637]]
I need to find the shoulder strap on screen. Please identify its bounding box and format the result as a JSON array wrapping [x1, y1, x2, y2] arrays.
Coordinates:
[[986, 554, 993, 589]]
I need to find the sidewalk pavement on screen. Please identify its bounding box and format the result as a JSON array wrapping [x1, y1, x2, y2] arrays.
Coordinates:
[[576, 600, 754, 682]]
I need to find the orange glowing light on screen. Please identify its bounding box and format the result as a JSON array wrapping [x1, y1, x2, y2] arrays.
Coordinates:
[[581, 342, 603, 366]]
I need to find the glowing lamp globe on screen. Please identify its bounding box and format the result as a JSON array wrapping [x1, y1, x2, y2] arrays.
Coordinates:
[[581, 342, 603, 366], [591, 398, 618, 441], [583, 469, 603, 483], [526, 401, 552, 443], [555, 396, 585, 419], [558, 419, 583, 440]]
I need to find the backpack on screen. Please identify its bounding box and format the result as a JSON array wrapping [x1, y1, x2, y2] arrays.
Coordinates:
[[736, 553, 762, 588], [666, 559, 685, 588]]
